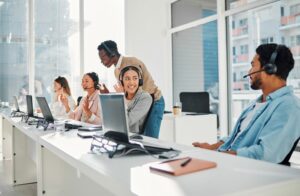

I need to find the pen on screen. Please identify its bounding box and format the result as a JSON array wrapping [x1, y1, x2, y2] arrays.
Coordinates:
[[180, 157, 192, 167]]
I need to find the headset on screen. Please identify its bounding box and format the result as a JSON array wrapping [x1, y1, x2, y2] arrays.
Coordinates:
[[119, 65, 143, 87], [86, 72, 100, 90], [262, 45, 280, 75], [101, 42, 116, 58], [243, 45, 280, 78]]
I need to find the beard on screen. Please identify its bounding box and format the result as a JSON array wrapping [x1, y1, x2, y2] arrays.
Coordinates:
[[250, 77, 262, 90]]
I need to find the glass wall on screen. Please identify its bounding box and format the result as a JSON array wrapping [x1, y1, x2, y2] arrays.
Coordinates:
[[84, 1, 124, 92], [171, 0, 217, 27], [228, 0, 300, 126], [226, 0, 260, 10], [172, 22, 219, 115], [0, 0, 124, 110], [34, 0, 80, 104], [171, 1, 219, 117], [0, 0, 28, 106]]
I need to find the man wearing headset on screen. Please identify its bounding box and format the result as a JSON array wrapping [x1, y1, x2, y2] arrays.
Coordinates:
[[97, 40, 164, 138], [193, 43, 300, 164]]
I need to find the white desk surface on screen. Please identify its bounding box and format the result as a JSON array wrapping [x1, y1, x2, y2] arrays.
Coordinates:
[[1, 109, 300, 196], [163, 112, 216, 119], [39, 130, 300, 196]]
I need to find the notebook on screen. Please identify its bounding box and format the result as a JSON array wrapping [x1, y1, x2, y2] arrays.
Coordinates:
[[150, 157, 217, 176], [99, 93, 175, 154]]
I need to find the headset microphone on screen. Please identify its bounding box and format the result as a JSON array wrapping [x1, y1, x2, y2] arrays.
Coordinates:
[[243, 69, 264, 78], [83, 86, 94, 90]]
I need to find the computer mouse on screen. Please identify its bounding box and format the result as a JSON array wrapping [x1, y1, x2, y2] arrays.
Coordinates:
[[130, 134, 143, 140]]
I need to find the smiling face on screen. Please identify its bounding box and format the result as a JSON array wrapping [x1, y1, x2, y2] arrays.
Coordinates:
[[249, 54, 264, 90], [81, 74, 95, 91], [122, 69, 139, 98]]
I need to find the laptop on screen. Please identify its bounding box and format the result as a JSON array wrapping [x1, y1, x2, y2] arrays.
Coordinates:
[[36, 97, 55, 123], [11, 96, 25, 117], [13, 96, 21, 112], [99, 93, 176, 154], [36, 96, 86, 131], [26, 95, 43, 121]]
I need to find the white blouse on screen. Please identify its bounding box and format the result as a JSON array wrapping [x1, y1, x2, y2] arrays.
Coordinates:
[[51, 94, 76, 119]]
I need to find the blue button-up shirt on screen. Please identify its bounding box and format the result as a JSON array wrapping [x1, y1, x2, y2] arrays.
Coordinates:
[[219, 86, 300, 163]]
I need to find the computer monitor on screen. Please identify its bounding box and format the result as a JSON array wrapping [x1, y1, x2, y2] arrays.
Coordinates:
[[26, 95, 34, 117], [99, 93, 176, 155], [36, 97, 55, 123], [99, 93, 129, 141], [13, 96, 20, 112]]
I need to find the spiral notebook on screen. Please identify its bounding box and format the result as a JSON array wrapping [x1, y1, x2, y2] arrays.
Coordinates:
[[149, 157, 217, 176]]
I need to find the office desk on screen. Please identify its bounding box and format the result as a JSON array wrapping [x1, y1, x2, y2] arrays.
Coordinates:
[[160, 113, 217, 145], [0, 109, 47, 186], [1, 110, 300, 196]]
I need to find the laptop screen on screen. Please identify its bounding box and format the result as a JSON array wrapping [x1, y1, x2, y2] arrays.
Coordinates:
[[99, 93, 129, 135], [26, 95, 34, 116], [13, 96, 20, 111], [36, 97, 54, 123]]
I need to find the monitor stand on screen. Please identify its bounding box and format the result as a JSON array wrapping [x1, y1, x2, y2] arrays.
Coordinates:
[[104, 131, 128, 143]]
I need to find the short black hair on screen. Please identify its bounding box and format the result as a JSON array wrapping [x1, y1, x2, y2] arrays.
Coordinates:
[[256, 43, 294, 80], [97, 40, 120, 57], [85, 72, 99, 90]]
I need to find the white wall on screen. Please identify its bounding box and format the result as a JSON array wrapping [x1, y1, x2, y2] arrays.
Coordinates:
[[124, 0, 172, 110]]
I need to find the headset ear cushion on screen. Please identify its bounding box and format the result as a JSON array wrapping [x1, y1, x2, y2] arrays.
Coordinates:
[[263, 63, 277, 75], [139, 79, 143, 86]]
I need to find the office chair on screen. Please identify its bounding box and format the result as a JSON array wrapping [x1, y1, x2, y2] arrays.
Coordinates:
[[279, 137, 300, 166], [77, 96, 82, 106], [179, 92, 210, 113]]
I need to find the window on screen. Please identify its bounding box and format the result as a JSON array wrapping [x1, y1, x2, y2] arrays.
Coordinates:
[[226, 0, 260, 10], [34, 0, 80, 103], [239, 18, 248, 27], [172, 20, 219, 115], [228, 0, 300, 128], [0, 0, 28, 106], [84, 1, 125, 92], [171, 0, 216, 28], [261, 36, 274, 44], [290, 3, 300, 16]]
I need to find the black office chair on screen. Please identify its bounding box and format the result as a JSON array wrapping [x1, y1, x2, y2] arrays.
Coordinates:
[[77, 96, 82, 106], [179, 92, 210, 113], [279, 137, 300, 166]]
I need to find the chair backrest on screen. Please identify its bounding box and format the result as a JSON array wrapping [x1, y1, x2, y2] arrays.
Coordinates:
[[77, 96, 82, 106], [179, 92, 210, 113], [279, 137, 300, 166]]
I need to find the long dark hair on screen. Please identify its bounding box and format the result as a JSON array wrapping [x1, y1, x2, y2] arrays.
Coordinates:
[[85, 72, 100, 90], [54, 76, 72, 96]]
